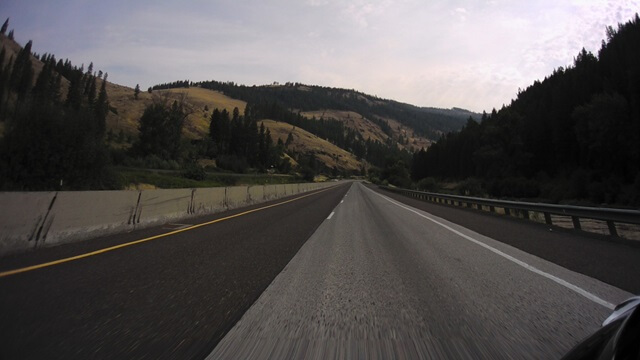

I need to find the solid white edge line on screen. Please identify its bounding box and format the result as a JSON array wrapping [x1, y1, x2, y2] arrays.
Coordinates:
[[364, 186, 615, 310], [327, 211, 335, 220]]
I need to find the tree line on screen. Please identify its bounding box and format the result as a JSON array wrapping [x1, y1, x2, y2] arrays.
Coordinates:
[[230, 101, 412, 171], [1, 21, 114, 190], [412, 15, 640, 205], [152, 79, 473, 140]]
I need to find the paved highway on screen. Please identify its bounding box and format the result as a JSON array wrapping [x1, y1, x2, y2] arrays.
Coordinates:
[[209, 182, 631, 359], [0, 184, 350, 359], [1, 181, 637, 359]]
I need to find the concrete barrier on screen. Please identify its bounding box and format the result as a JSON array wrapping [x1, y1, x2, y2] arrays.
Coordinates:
[[0, 192, 56, 253], [137, 189, 194, 226], [193, 187, 226, 214], [0, 181, 344, 256], [43, 190, 140, 247], [264, 185, 278, 200], [284, 184, 296, 196], [248, 186, 265, 204], [226, 186, 249, 209]]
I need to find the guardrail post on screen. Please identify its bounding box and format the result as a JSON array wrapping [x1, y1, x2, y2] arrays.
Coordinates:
[[504, 208, 511, 216], [544, 212, 552, 225], [489, 205, 495, 213], [571, 216, 582, 230], [606, 221, 618, 237], [522, 210, 530, 220]]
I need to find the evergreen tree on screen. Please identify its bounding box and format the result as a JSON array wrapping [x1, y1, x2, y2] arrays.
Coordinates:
[[87, 76, 97, 106], [0, 47, 6, 113], [134, 84, 140, 99], [209, 108, 222, 150], [0, 18, 8, 35], [10, 40, 33, 103], [94, 74, 109, 134], [285, 131, 294, 147], [264, 128, 274, 167], [7, 29, 13, 40], [135, 96, 188, 160], [32, 59, 56, 104], [65, 70, 83, 110], [258, 122, 267, 166]]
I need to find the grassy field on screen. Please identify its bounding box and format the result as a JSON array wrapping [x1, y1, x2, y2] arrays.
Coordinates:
[[260, 119, 362, 172], [118, 167, 299, 189]]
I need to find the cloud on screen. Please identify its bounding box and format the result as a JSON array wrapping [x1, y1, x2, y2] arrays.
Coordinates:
[[4, 0, 640, 112], [453, 7, 468, 22]]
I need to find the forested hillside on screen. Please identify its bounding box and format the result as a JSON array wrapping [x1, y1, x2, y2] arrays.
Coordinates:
[[148, 80, 478, 177], [0, 25, 115, 190], [152, 81, 477, 141], [0, 17, 483, 191], [412, 15, 640, 206]]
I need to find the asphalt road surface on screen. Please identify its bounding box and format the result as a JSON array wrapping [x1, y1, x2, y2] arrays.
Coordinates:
[[1, 181, 636, 359], [0, 184, 350, 360], [209, 182, 632, 359]]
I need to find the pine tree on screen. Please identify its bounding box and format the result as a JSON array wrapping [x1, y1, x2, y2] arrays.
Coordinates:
[[134, 84, 140, 99], [94, 74, 109, 134], [65, 71, 83, 109], [264, 128, 274, 167], [258, 122, 267, 166], [10, 40, 33, 103], [285, 132, 294, 147], [32, 59, 55, 103], [0, 47, 6, 115], [135, 97, 187, 160], [7, 29, 13, 40], [0, 18, 8, 35], [219, 109, 231, 154], [87, 76, 97, 106], [209, 108, 222, 147]]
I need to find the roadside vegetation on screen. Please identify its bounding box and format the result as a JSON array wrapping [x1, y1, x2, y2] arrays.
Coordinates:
[[395, 16, 640, 207]]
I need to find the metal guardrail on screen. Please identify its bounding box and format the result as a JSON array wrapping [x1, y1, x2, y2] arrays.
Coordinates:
[[379, 186, 640, 237]]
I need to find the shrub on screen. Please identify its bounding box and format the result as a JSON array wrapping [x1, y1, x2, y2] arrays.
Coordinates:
[[182, 164, 206, 181], [458, 178, 483, 196], [416, 177, 438, 192], [216, 155, 249, 173]]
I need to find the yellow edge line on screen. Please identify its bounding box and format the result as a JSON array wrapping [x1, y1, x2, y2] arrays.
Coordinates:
[[0, 186, 338, 278]]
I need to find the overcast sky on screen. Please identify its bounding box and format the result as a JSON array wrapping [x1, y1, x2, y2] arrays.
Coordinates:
[[2, 0, 638, 112]]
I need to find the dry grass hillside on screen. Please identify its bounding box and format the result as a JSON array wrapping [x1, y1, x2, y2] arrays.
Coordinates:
[[0, 34, 372, 173], [301, 109, 431, 151], [106, 86, 247, 139], [0, 34, 233, 140], [260, 120, 362, 172], [0, 34, 45, 84], [383, 116, 432, 150]]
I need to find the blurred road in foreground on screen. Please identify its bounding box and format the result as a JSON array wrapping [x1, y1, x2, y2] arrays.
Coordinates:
[[1, 181, 636, 359], [0, 184, 349, 359], [209, 182, 631, 359]]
